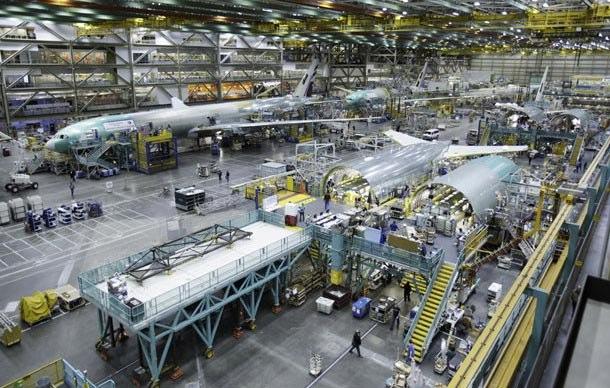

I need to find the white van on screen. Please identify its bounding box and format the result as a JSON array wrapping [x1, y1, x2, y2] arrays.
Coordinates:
[[422, 128, 440, 141]]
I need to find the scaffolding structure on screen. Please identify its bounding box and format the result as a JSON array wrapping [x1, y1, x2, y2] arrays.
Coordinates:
[[132, 130, 178, 174]]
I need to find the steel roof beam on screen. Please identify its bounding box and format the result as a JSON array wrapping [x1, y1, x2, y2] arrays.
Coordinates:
[[425, 0, 472, 14]]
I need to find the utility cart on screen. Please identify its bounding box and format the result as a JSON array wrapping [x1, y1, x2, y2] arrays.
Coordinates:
[[371, 295, 397, 324], [71, 201, 86, 220], [0, 312, 21, 347], [57, 205, 72, 224], [24, 211, 42, 232], [42, 207, 58, 228], [55, 284, 86, 312]]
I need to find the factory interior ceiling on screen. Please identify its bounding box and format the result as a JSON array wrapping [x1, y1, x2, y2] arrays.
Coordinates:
[[2, 1, 610, 52]]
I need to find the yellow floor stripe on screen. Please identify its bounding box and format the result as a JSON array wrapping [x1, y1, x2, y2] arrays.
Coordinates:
[[277, 193, 315, 208]]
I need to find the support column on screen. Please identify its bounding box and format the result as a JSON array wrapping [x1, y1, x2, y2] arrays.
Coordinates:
[[560, 222, 580, 284], [271, 276, 282, 314], [584, 187, 597, 232], [598, 164, 609, 203], [330, 232, 345, 285], [524, 286, 549, 377]]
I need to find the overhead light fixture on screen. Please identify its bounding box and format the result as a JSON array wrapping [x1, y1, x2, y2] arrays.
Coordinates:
[[402, 11, 407, 15], [382, 7, 387, 11], [452, 12, 459, 16], [262, 8, 273, 12], [474, 1, 480, 5], [502, 11, 507, 15], [542, 2, 549, 7]]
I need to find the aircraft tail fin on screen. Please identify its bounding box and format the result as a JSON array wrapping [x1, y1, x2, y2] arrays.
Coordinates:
[[535, 66, 549, 103], [415, 60, 429, 91], [294, 58, 319, 98], [171, 97, 187, 109]]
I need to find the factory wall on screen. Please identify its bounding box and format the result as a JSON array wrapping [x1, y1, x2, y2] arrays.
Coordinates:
[[470, 53, 610, 84]]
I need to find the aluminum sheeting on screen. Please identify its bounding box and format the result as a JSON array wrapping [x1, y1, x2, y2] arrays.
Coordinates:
[[350, 142, 446, 199], [432, 155, 518, 216]]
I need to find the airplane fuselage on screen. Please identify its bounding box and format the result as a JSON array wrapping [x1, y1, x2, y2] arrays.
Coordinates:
[[46, 96, 311, 153]]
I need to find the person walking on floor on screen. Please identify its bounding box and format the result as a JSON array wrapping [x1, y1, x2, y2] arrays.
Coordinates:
[[225, 170, 230, 183], [404, 282, 412, 303], [571, 285, 582, 317], [390, 305, 401, 331], [217, 169, 222, 183], [349, 330, 362, 357], [69, 181, 75, 199], [324, 191, 331, 211], [298, 203, 305, 222]]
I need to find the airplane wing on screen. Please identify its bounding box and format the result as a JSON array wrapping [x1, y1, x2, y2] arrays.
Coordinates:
[[385, 130, 528, 156], [443, 145, 528, 158], [189, 117, 382, 135], [384, 130, 428, 146]]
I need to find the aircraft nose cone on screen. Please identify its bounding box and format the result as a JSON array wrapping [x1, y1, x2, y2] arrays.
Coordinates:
[[45, 139, 56, 151], [45, 138, 68, 153]]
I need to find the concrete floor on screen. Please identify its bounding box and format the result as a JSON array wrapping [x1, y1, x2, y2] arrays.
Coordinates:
[[0, 116, 583, 387]]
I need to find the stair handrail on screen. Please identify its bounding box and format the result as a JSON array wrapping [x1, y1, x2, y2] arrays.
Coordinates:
[[402, 250, 445, 351]]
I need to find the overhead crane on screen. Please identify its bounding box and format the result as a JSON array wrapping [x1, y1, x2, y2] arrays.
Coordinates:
[[448, 135, 610, 388]]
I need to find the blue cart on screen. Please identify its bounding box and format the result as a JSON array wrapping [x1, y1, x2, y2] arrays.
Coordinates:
[[352, 296, 371, 318]]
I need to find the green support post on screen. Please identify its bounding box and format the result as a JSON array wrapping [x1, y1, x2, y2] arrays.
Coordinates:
[[599, 164, 609, 203], [524, 286, 549, 378], [560, 222, 580, 284]]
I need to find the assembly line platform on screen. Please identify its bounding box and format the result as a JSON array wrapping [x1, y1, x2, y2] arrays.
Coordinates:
[[78, 210, 311, 330]]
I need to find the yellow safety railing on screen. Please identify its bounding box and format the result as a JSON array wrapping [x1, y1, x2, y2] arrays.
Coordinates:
[[1, 359, 64, 388]]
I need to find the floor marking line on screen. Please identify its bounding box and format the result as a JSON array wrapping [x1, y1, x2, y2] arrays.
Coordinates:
[[304, 322, 379, 388], [57, 260, 75, 287]]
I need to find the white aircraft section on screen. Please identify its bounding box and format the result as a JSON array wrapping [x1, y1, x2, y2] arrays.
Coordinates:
[[384, 130, 528, 157], [97, 221, 296, 303], [444, 144, 528, 157], [205, 117, 380, 131], [384, 130, 427, 146]]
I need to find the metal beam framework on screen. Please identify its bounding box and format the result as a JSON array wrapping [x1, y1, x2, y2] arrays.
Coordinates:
[[124, 224, 253, 282]]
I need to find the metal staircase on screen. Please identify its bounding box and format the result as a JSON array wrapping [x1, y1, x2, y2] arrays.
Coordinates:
[[478, 126, 491, 146], [25, 153, 46, 174], [88, 141, 116, 162], [400, 272, 428, 297], [569, 135, 584, 166], [404, 260, 458, 363]]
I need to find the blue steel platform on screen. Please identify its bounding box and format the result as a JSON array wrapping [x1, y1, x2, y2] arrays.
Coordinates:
[[78, 210, 311, 385]]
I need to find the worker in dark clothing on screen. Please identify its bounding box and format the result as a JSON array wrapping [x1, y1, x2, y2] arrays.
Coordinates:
[[217, 169, 222, 183], [390, 221, 398, 232], [404, 282, 412, 303], [390, 305, 401, 331], [571, 285, 582, 317], [420, 244, 427, 257], [324, 191, 331, 211], [349, 330, 362, 357], [225, 170, 230, 182], [69, 181, 75, 198]]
